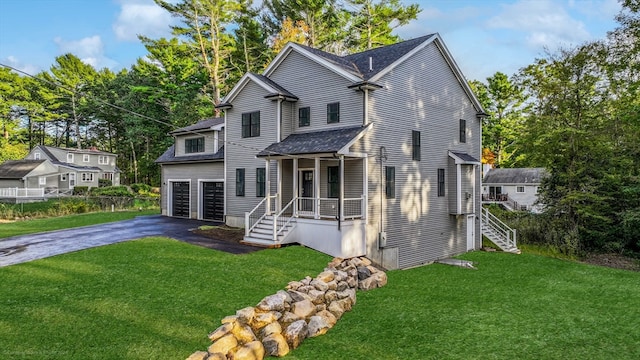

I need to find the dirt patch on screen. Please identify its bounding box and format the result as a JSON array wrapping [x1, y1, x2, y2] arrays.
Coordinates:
[[582, 253, 640, 272], [192, 225, 245, 243]]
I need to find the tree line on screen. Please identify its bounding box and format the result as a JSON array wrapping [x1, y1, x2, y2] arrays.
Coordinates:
[[0, 0, 638, 255]]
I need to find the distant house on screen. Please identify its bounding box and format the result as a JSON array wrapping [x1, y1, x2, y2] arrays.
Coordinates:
[[482, 167, 547, 211], [155, 118, 225, 220], [157, 33, 487, 269], [0, 159, 59, 192]]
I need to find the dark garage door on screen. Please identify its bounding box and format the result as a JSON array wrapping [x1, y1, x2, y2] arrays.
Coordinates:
[[172, 181, 190, 218], [202, 182, 224, 221]]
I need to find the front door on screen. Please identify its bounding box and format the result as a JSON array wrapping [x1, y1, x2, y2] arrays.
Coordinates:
[[300, 170, 314, 212], [467, 214, 475, 251], [202, 182, 224, 221], [69, 173, 76, 188]]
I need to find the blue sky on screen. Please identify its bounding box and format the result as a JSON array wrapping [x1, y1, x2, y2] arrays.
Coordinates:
[[0, 0, 623, 82]]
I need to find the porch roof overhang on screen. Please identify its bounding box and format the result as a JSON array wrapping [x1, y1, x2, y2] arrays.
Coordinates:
[[256, 124, 371, 159], [448, 151, 481, 165]]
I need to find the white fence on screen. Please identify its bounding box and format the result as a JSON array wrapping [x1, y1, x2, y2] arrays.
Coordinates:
[[0, 188, 45, 198]]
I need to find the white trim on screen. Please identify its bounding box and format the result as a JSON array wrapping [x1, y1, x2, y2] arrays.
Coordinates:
[[39, 176, 46, 185], [221, 73, 281, 105], [466, 214, 475, 251], [223, 112, 228, 218], [457, 164, 462, 214], [83, 154, 90, 162], [197, 179, 225, 220], [167, 179, 191, 218], [264, 43, 362, 82], [34, 152, 41, 160]]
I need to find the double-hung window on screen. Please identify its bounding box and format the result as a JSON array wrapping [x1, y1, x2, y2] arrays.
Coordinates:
[[83, 154, 90, 162], [385, 166, 395, 199], [98, 155, 109, 165], [412, 130, 421, 161], [327, 103, 340, 124], [299, 107, 310, 127], [437, 169, 445, 197], [256, 168, 266, 197], [236, 168, 245, 196], [328, 166, 339, 198], [185, 137, 204, 153], [67, 153, 74, 163], [242, 111, 260, 138]]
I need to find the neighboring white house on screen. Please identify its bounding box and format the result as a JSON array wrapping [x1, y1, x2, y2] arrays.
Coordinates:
[[482, 167, 547, 212], [157, 33, 486, 269]]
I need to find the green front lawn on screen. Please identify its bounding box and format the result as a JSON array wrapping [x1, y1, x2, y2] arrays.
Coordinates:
[[0, 210, 159, 239], [1, 241, 638, 360]]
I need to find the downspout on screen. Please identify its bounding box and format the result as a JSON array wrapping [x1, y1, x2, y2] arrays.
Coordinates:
[[276, 98, 283, 142]]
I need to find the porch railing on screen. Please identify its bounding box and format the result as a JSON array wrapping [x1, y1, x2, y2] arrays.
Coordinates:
[[0, 188, 45, 198], [245, 196, 269, 237], [481, 206, 517, 249], [274, 197, 296, 239], [297, 196, 364, 219]]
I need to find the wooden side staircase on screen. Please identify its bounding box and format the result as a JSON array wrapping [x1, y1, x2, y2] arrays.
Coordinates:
[[242, 215, 295, 247], [480, 207, 521, 254]]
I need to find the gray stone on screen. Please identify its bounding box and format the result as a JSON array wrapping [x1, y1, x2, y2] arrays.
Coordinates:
[[324, 290, 338, 303], [233, 340, 265, 360], [327, 301, 345, 319], [284, 320, 308, 349], [308, 289, 326, 305], [334, 270, 348, 282], [262, 333, 290, 357], [276, 290, 292, 304], [316, 309, 337, 327], [336, 298, 353, 312], [316, 270, 335, 283], [311, 279, 329, 292], [307, 315, 331, 338], [208, 322, 233, 342], [287, 290, 312, 303], [357, 266, 371, 280], [279, 312, 301, 328], [360, 257, 372, 266], [257, 293, 287, 312], [315, 303, 326, 313], [292, 299, 316, 319], [286, 281, 304, 291], [346, 276, 358, 288], [301, 276, 312, 285], [326, 280, 338, 290], [336, 281, 349, 291]]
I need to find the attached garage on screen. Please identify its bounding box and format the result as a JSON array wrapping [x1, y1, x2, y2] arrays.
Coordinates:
[[171, 181, 190, 218], [201, 181, 224, 221]]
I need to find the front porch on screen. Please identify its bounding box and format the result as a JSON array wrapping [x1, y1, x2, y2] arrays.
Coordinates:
[[244, 155, 368, 258]]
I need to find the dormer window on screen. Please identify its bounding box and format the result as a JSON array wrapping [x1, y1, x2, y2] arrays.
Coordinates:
[[185, 137, 205, 153], [67, 153, 74, 163]]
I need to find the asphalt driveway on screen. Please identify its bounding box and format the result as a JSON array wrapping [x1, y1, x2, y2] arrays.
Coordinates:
[[0, 215, 259, 267]]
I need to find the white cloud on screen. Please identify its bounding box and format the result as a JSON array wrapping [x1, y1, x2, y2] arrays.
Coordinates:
[[113, 1, 174, 41], [53, 35, 118, 69], [487, 0, 590, 49], [3, 56, 40, 75]]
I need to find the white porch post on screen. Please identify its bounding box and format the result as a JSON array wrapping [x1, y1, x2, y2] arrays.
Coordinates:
[[265, 158, 271, 214], [363, 156, 368, 220], [339, 155, 344, 221], [314, 157, 320, 219], [293, 158, 298, 216], [456, 163, 462, 214], [277, 159, 282, 212]]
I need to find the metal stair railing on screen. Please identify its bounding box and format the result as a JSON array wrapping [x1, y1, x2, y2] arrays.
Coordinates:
[[481, 207, 517, 250]]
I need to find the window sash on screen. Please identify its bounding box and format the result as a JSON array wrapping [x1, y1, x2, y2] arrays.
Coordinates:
[[385, 166, 395, 199], [39, 176, 46, 185], [412, 130, 421, 161], [83, 154, 90, 162], [459, 119, 466, 143], [256, 168, 266, 197], [517, 186, 525, 193], [67, 153, 74, 163], [437, 168, 445, 197], [328, 166, 339, 198], [185, 137, 204, 153], [327, 103, 340, 124], [242, 111, 260, 138], [299, 107, 310, 127], [98, 156, 109, 165], [236, 168, 245, 196]]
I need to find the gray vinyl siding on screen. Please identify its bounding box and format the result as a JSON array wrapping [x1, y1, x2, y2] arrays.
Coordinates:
[[225, 81, 279, 218], [174, 132, 216, 157], [269, 51, 363, 133], [0, 179, 22, 187], [281, 102, 294, 140], [160, 162, 224, 217], [363, 41, 482, 269]]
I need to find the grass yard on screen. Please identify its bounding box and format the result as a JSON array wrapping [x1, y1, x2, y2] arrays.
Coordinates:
[[0, 209, 160, 239], [1, 241, 638, 360]]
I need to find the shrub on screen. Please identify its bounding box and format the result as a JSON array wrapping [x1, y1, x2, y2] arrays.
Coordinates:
[[90, 186, 133, 197], [73, 186, 89, 196], [98, 178, 112, 187], [130, 183, 151, 194]]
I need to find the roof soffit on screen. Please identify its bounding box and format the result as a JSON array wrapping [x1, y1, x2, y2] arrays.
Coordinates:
[[221, 73, 280, 104]]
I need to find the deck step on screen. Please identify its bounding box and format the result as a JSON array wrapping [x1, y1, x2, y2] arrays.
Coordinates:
[[241, 237, 282, 248]]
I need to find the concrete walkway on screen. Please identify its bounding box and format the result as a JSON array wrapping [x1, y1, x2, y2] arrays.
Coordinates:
[[0, 215, 258, 267]]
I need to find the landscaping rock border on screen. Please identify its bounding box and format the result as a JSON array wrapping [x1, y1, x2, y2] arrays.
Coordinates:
[[186, 256, 387, 360]]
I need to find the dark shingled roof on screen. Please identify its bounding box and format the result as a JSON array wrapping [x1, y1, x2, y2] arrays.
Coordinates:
[[450, 151, 480, 163], [155, 144, 224, 164], [483, 168, 547, 184], [345, 34, 435, 80], [0, 160, 45, 179], [252, 73, 298, 99], [257, 126, 368, 157], [170, 117, 224, 135]]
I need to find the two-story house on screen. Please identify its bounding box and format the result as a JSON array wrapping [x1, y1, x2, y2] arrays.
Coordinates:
[[22, 145, 120, 191], [482, 167, 547, 212], [156, 117, 225, 220], [157, 34, 484, 269]]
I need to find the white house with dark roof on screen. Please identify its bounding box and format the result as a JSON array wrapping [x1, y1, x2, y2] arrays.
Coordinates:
[[156, 117, 225, 220], [482, 167, 547, 212]]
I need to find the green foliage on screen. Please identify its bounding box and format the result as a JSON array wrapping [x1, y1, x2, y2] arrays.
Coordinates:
[[72, 186, 89, 195], [90, 185, 133, 197], [130, 183, 152, 194], [98, 178, 112, 187]]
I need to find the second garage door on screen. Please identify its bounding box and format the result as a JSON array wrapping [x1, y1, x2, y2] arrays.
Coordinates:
[[202, 181, 224, 221]]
